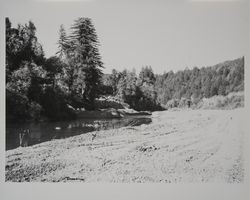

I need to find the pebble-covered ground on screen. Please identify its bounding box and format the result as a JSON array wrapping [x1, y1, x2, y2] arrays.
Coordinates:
[[5, 109, 245, 183]]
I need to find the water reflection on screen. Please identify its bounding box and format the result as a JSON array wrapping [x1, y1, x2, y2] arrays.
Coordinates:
[[6, 116, 152, 150]]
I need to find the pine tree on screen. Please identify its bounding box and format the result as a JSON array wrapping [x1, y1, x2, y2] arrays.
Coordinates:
[[56, 25, 75, 95], [139, 66, 156, 86], [57, 25, 70, 60], [70, 17, 103, 109]]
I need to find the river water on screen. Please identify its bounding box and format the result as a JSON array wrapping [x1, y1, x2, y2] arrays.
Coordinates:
[[6, 116, 152, 150]]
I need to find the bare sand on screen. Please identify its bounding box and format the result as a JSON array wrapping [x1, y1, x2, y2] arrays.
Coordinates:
[[5, 109, 245, 183]]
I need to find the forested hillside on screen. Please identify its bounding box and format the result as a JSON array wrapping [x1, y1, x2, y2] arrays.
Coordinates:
[[103, 57, 244, 109], [155, 57, 244, 105]]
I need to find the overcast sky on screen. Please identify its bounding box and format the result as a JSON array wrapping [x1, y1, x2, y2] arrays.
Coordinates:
[[1, 0, 250, 74]]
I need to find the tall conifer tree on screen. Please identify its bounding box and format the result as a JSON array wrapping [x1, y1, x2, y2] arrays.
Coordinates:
[[70, 17, 103, 109]]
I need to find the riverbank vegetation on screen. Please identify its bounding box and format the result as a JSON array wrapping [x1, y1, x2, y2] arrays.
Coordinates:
[[6, 18, 244, 122]]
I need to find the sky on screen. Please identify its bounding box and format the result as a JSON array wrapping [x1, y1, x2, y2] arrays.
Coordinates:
[[1, 0, 250, 74]]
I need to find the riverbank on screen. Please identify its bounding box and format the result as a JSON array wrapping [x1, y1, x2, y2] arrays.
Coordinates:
[[75, 108, 152, 119], [6, 108, 245, 182]]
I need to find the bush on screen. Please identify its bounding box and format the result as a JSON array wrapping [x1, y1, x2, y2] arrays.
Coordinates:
[[6, 90, 30, 121], [195, 92, 244, 109], [166, 99, 179, 109], [40, 87, 76, 120], [6, 90, 43, 122], [179, 97, 192, 108]]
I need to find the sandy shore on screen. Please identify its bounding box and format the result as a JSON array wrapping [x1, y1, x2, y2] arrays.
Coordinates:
[[5, 108, 245, 183]]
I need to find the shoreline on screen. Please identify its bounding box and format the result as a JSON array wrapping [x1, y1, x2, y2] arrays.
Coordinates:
[[6, 107, 153, 124], [75, 108, 152, 119]]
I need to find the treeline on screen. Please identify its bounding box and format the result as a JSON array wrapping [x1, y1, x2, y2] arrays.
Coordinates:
[[6, 17, 244, 122], [155, 57, 244, 105], [101, 67, 162, 111], [6, 17, 103, 122], [102, 57, 244, 109]]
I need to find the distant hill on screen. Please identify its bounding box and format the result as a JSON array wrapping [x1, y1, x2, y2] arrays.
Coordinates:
[[155, 57, 244, 105], [101, 57, 244, 110]]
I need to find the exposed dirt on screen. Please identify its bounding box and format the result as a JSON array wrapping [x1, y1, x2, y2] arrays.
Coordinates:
[[5, 109, 245, 183]]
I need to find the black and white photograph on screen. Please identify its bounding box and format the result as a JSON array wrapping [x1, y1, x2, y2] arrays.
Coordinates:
[[1, 0, 250, 199]]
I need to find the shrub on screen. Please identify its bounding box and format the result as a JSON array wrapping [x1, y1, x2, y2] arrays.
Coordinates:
[[195, 92, 244, 109], [166, 99, 179, 109], [6, 90, 43, 122], [40, 87, 76, 120], [6, 90, 30, 121]]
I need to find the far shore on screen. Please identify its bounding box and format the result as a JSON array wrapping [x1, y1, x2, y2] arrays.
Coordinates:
[[75, 108, 152, 119]]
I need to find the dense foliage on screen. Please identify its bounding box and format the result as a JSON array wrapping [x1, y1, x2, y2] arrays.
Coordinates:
[[6, 17, 244, 122], [155, 57, 244, 106], [6, 17, 103, 122], [57, 18, 103, 110], [102, 67, 162, 111], [102, 57, 244, 110], [6, 18, 46, 121]]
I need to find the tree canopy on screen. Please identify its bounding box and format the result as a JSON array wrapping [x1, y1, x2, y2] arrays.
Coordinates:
[[6, 17, 104, 121], [6, 17, 244, 122]]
